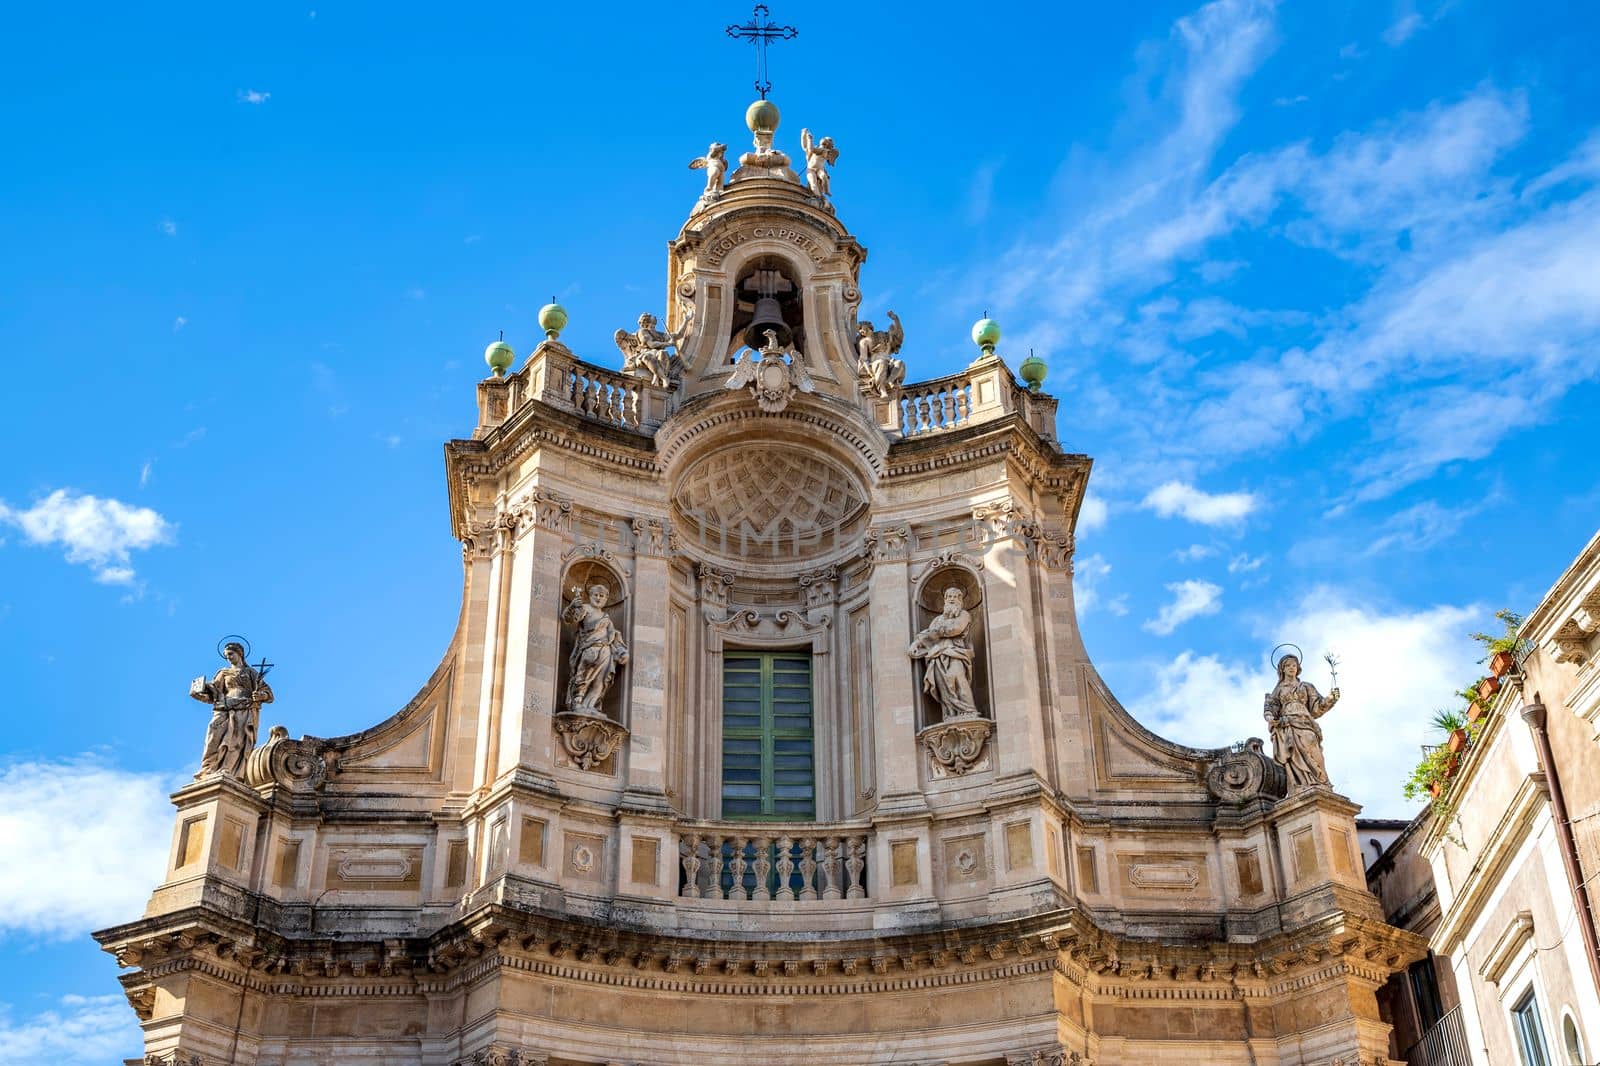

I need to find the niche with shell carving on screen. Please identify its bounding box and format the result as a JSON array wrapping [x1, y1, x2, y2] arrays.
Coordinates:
[[554, 558, 631, 774], [911, 566, 991, 729]]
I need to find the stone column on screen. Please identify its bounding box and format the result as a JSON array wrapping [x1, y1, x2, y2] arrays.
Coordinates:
[[866, 524, 926, 812], [622, 516, 673, 808]]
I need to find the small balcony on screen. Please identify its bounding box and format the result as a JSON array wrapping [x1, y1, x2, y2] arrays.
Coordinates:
[[1406, 1005, 1472, 1066]]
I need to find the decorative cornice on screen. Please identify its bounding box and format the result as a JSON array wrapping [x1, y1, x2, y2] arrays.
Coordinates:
[[864, 524, 911, 564]]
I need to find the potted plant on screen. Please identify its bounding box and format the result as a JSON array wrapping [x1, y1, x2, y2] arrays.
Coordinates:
[[1478, 675, 1501, 700], [1435, 709, 1470, 754], [1472, 609, 1526, 678], [1459, 684, 1489, 724]]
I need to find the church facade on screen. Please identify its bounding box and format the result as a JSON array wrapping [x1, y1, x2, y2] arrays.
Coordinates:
[[96, 100, 1423, 1066]]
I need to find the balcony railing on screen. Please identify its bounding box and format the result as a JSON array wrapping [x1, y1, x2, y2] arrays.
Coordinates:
[[1407, 1006, 1471, 1066], [676, 822, 871, 903]]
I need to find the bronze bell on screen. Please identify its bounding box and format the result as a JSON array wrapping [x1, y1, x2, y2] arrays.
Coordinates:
[[742, 295, 792, 350]]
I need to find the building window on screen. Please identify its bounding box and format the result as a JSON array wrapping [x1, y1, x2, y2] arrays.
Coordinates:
[[1512, 988, 1552, 1066], [1408, 956, 1444, 1031], [1562, 1011, 1585, 1065], [721, 652, 815, 819]]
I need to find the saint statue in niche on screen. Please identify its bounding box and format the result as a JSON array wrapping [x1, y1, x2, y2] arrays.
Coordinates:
[[189, 640, 273, 777], [1263, 649, 1340, 791], [563, 583, 629, 717], [909, 586, 980, 719]]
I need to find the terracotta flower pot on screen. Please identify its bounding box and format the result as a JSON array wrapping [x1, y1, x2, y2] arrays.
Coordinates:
[[1467, 700, 1488, 724], [1447, 728, 1468, 753], [1479, 675, 1501, 700], [1429, 779, 1444, 798], [1490, 650, 1516, 678]]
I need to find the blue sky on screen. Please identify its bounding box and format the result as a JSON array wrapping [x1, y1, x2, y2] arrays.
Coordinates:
[[2, 1, 1598, 1059]]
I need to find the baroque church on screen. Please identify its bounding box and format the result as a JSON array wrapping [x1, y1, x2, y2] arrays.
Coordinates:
[[96, 93, 1424, 1066]]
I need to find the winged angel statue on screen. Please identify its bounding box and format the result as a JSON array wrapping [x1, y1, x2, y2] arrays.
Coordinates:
[[688, 142, 728, 204], [800, 128, 838, 201], [855, 310, 906, 399], [726, 328, 815, 414], [614, 308, 693, 388]]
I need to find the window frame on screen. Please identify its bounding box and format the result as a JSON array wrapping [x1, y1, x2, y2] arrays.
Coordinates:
[[1511, 985, 1553, 1066], [719, 650, 816, 821]]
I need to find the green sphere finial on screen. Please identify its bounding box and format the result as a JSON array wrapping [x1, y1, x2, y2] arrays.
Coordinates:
[[537, 300, 568, 340], [1019, 348, 1047, 393], [746, 98, 780, 135], [972, 315, 1001, 358], [484, 333, 515, 377]]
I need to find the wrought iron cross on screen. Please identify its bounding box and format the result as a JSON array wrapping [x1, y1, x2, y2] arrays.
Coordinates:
[[726, 4, 797, 99]]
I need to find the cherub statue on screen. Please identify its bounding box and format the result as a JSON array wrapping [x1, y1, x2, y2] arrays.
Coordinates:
[[189, 640, 273, 777], [908, 586, 979, 719], [688, 143, 728, 203], [799, 128, 838, 200], [614, 308, 693, 388], [563, 584, 629, 717], [1263, 649, 1340, 791], [855, 310, 906, 398]]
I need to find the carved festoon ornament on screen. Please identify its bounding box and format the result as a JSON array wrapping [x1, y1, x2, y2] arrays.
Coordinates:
[[1263, 651, 1340, 792], [614, 308, 693, 388], [563, 585, 629, 716], [855, 310, 906, 399], [724, 328, 815, 413], [909, 586, 981, 720], [189, 640, 273, 778], [687, 142, 728, 204], [918, 715, 994, 776]]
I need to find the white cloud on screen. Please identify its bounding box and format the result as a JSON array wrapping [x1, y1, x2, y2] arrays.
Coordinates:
[[1077, 490, 1109, 533], [1073, 552, 1113, 614], [172, 315, 187, 332], [138, 461, 154, 489], [238, 89, 271, 104], [0, 490, 174, 585], [1141, 480, 1257, 525], [0, 993, 141, 1065], [158, 218, 177, 237], [1175, 543, 1215, 562], [1227, 552, 1265, 573], [0, 758, 173, 937], [1132, 592, 1480, 817], [1144, 579, 1223, 635], [967, 160, 1001, 224], [1382, 12, 1425, 46]]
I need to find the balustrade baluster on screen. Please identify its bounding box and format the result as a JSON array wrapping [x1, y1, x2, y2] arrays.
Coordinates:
[[775, 836, 795, 902], [798, 837, 817, 902], [820, 837, 842, 901], [730, 837, 751, 900], [754, 836, 773, 901], [680, 835, 702, 898], [845, 837, 867, 899], [708, 837, 726, 900]]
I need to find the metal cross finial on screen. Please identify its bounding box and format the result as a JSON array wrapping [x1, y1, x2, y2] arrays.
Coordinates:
[[726, 4, 797, 99]]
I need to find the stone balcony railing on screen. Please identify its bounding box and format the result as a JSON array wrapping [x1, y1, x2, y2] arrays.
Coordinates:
[[892, 358, 1058, 443], [676, 821, 872, 903]]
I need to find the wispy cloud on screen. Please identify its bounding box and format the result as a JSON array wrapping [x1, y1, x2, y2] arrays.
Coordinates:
[[158, 218, 177, 237], [1383, 12, 1425, 46], [1174, 543, 1215, 562], [138, 461, 154, 489], [0, 490, 174, 585], [0, 992, 141, 1065], [0, 757, 174, 937], [1077, 490, 1109, 533], [171, 315, 187, 332], [1144, 579, 1223, 635], [1227, 552, 1265, 573], [1142, 480, 1257, 525], [237, 89, 271, 104]]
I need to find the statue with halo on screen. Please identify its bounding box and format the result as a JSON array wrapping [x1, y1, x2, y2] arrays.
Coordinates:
[[189, 636, 274, 778], [1263, 645, 1340, 792]]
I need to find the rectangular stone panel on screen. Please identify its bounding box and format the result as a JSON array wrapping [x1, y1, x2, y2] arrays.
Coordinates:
[[1291, 827, 1318, 882], [519, 817, 547, 867], [178, 816, 206, 869], [1004, 821, 1033, 870], [446, 840, 468, 888], [566, 832, 606, 883], [1330, 827, 1356, 878], [1234, 847, 1264, 897], [891, 839, 918, 887], [631, 837, 659, 885], [1115, 852, 1209, 895], [944, 833, 987, 884], [324, 846, 425, 891], [1076, 846, 1099, 894], [218, 817, 246, 871], [273, 838, 302, 888]]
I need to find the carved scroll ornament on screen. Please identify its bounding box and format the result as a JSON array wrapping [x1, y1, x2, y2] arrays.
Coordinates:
[[553, 712, 629, 772], [918, 715, 994, 776]]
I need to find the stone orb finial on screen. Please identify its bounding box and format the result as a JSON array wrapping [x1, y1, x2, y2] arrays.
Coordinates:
[[484, 336, 515, 376], [746, 98, 781, 135], [538, 301, 568, 340], [971, 316, 1001, 357], [1019, 348, 1046, 392]]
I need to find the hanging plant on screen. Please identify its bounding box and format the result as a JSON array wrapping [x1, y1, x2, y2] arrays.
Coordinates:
[[1472, 609, 1526, 677]]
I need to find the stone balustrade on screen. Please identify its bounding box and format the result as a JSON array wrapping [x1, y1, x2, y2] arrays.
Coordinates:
[[897, 358, 1058, 442], [676, 822, 871, 902], [477, 340, 674, 437]]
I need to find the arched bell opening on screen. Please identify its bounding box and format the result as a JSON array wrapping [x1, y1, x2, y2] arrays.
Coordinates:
[[725, 256, 806, 363]]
